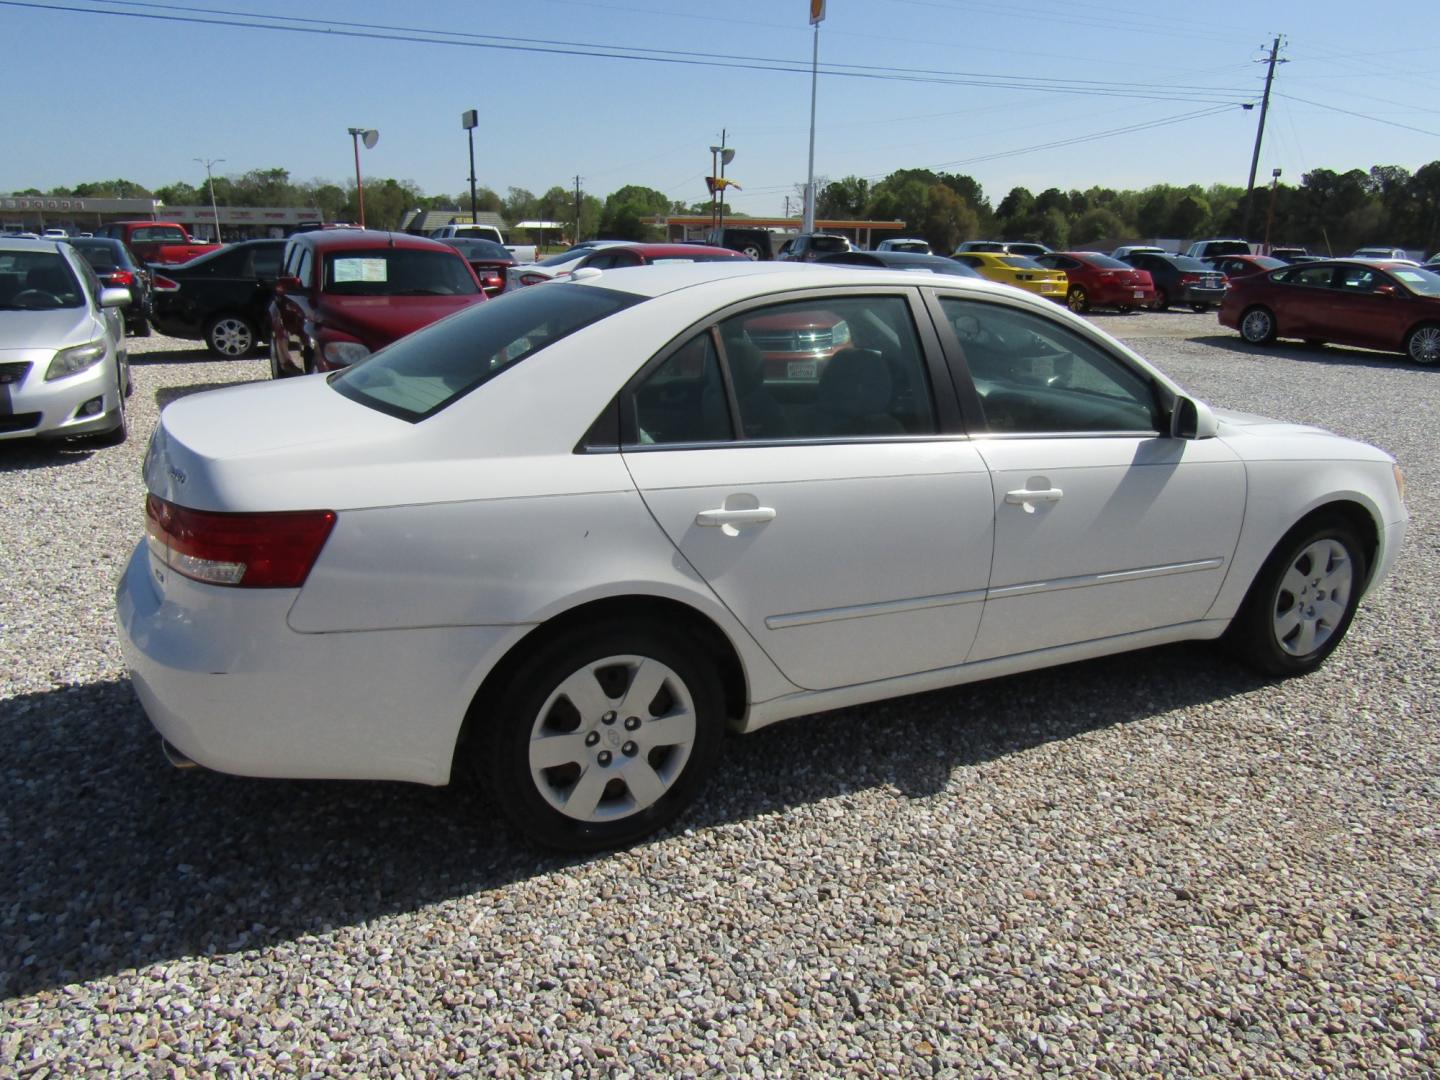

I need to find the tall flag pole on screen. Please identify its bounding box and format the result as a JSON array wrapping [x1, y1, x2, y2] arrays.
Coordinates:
[[803, 0, 824, 233]]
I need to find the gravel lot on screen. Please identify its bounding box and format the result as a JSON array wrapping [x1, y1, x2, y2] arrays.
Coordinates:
[[2, 313, 1436, 1076]]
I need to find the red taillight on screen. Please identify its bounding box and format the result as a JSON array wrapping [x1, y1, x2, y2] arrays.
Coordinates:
[[151, 273, 180, 292], [1179, 273, 1201, 284], [145, 494, 336, 588], [107, 270, 135, 286]]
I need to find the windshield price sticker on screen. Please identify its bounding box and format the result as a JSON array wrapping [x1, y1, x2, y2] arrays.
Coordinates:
[[334, 258, 388, 283]]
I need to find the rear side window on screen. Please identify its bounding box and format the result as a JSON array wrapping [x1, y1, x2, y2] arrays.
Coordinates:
[[332, 283, 641, 422]]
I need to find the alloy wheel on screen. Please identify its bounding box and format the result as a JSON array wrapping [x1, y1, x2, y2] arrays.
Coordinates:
[[208, 316, 255, 357], [1271, 539, 1353, 657], [527, 654, 697, 822], [1407, 325, 1440, 365]]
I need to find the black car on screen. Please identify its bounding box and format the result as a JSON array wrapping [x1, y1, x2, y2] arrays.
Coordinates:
[[1117, 251, 1227, 312], [705, 227, 777, 261], [438, 236, 515, 296], [151, 239, 285, 356], [65, 236, 154, 336], [815, 249, 982, 278]]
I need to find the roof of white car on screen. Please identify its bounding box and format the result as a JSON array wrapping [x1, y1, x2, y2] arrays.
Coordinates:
[[565, 258, 1016, 300]]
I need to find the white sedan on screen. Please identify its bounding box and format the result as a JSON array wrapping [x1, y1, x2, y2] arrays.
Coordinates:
[[117, 262, 1407, 850]]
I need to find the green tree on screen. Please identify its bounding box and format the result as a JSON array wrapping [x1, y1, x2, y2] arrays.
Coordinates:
[[598, 185, 671, 240], [1071, 207, 1127, 247], [917, 184, 979, 252], [817, 175, 870, 218], [503, 186, 537, 225]]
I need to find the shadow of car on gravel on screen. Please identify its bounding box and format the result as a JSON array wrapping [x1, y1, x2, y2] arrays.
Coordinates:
[[1194, 335, 1410, 370], [0, 645, 1269, 998]]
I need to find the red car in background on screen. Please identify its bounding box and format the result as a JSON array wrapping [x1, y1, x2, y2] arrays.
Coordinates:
[[1033, 251, 1156, 313], [93, 221, 222, 266], [1202, 254, 1286, 282], [1219, 258, 1440, 364], [268, 230, 486, 378]]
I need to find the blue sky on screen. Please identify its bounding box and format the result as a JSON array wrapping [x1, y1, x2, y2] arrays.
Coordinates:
[[5, 0, 1439, 214]]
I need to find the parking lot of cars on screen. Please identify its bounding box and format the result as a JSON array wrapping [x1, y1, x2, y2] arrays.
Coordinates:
[[1, 300, 1436, 1074]]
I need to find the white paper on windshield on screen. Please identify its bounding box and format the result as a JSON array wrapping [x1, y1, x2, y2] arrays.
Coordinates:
[[333, 257, 388, 283], [1394, 270, 1426, 284]]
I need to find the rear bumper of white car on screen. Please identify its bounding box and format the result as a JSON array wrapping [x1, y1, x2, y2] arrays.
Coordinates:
[[115, 542, 515, 785]]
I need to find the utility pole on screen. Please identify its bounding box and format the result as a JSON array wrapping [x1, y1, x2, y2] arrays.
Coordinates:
[[194, 157, 225, 243], [803, 5, 823, 234], [1241, 35, 1285, 240], [573, 175, 583, 243], [461, 109, 479, 223], [716, 129, 729, 235]]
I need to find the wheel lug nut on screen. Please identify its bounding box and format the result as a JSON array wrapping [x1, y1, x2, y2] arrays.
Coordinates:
[[602, 711, 616, 725], [584, 731, 600, 747], [624, 716, 640, 731], [597, 750, 612, 766], [623, 741, 638, 757]]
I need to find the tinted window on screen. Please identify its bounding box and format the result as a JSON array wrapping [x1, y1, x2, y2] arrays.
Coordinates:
[[810, 236, 850, 253], [1172, 256, 1209, 272], [1278, 265, 1337, 287], [1000, 256, 1045, 270], [940, 297, 1159, 434], [333, 283, 641, 422], [75, 244, 119, 272], [1084, 255, 1132, 269], [132, 226, 187, 243], [323, 248, 479, 296], [250, 245, 282, 279], [631, 332, 733, 445], [0, 251, 84, 309], [1336, 265, 1386, 291]]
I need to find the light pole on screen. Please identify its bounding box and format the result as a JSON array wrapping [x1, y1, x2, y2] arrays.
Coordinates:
[[461, 109, 479, 222], [347, 127, 379, 228], [803, 1, 825, 233], [194, 157, 225, 242], [1263, 168, 1282, 252]]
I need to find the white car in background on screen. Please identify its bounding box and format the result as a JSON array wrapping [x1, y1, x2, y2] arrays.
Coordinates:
[[875, 238, 932, 254], [117, 261, 1407, 850], [506, 241, 630, 288], [0, 237, 132, 444]]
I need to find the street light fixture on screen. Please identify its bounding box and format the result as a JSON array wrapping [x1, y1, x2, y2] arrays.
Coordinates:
[[461, 109, 479, 223], [347, 127, 379, 228], [194, 157, 225, 243]]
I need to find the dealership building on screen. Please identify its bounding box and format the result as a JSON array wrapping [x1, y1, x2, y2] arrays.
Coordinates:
[[1, 195, 320, 240]]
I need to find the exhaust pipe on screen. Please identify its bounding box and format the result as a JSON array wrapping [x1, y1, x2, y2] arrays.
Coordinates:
[[160, 737, 198, 769]]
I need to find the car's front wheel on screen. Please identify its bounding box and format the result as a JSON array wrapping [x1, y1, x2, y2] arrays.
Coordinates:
[[1404, 322, 1440, 365], [1226, 519, 1367, 677], [478, 620, 724, 850], [1239, 305, 1277, 345], [1192, 303, 1212, 313], [205, 314, 257, 358]]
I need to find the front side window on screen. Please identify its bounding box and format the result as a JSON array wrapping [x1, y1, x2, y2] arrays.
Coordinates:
[[940, 297, 1159, 434], [332, 283, 641, 422]]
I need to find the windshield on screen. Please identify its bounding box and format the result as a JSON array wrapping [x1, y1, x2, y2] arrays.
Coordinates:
[[323, 248, 479, 296], [0, 250, 84, 309], [331, 283, 642, 421]]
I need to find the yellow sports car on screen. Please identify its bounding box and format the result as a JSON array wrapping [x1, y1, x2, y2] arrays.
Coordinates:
[[950, 252, 1068, 302]]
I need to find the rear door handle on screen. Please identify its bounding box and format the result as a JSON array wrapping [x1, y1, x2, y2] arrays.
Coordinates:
[[1005, 487, 1063, 512], [696, 507, 777, 528]]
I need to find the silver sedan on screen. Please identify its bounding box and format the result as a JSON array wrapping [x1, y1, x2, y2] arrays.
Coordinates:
[[0, 238, 132, 444]]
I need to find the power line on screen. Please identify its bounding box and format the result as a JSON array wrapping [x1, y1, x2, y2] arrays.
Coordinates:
[[2, 0, 1253, 105], [1275, 92, 1440, 140]]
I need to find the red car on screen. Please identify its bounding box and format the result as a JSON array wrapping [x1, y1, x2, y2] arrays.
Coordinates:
[[268, 230, 486, 378], [1219, 259, 1440, 364], [1033, 251, 1156, 313], [1202, 254, 1286, 282], [93, 221, 222, 266]]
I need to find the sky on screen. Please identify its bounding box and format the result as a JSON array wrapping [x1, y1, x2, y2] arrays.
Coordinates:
[[5, 0, 1440, 216]]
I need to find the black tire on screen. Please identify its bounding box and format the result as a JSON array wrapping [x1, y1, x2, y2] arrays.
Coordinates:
[[477, 620, 724, 851], [1191, 303, 1212, 313], [1066, 286, 1090, 313], [92, 362, 129, 446], [1239, 305, 1277, 345], [1116, 305, 1133, 314], [740, 244, 764, 261], [1224, 519, 1367, 677], [205, 313, 258, 358], [1403, 322, 1440, 365], [1154, 287, 1170, 311], [128, 312, 152, 337]]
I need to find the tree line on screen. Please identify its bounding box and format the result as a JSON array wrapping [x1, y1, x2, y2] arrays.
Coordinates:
[[19, 159, 1440, 254]]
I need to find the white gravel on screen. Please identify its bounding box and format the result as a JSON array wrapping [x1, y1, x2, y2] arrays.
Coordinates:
[[2, 317, 1437, 1076]]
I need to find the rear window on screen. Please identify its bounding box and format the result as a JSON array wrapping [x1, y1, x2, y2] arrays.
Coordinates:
[[331, 283, 642, 422], [811, 236, 850, 253], [131, 226, 187, 243], [323, 248, 479, 297], [1084, 254, 1131, 269], [1173, 256, 1209, 271], [1000, 256, 1045, 269]]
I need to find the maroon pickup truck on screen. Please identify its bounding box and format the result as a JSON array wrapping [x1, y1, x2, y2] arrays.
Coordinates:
[[94, 221, 222, 266]]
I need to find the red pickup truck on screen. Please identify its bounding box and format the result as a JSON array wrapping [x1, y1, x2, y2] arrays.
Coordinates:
[[94, 221, 222, 266]]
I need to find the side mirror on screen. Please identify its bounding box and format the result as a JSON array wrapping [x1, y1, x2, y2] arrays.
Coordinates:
[[1171, 395, 1218, 440], [98, 286, 131, 308], [275, 275, 303, 295]]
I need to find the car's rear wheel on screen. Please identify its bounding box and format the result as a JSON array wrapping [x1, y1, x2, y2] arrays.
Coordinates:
[[1239, 305, 1277, 345], [1404, 323, 1440, 365], [205, 314, 257, 358], [1154, 287, 1170, 311], [740, 244, 764, 260], [1225, 519, 1366, 677], [128, 311, 152, 337], [1066, 285, 1089, 313], [478, 620, 724, 850]]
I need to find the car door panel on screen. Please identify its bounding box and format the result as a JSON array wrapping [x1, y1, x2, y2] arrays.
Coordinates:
[[625, 442, 995, 691], [969, 436, 1246, 660]]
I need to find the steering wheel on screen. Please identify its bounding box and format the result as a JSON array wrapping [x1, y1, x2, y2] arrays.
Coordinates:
[[10, 289, 62, 309]]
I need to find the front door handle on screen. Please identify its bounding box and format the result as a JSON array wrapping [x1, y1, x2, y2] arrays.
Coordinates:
[[696, 507, 777, 528], [1005, 487, 1063, 513]]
